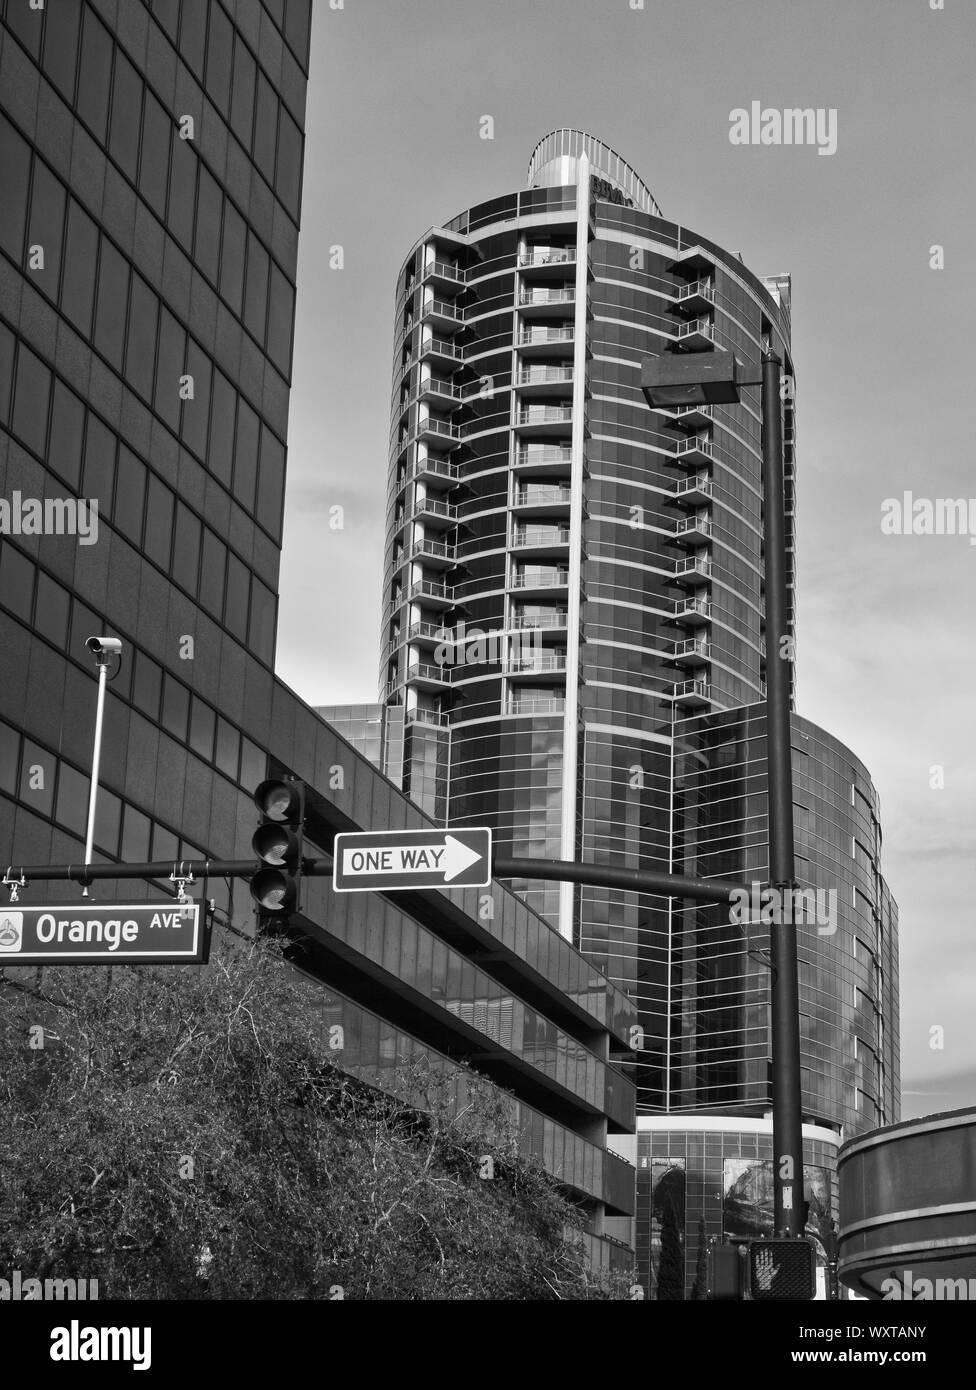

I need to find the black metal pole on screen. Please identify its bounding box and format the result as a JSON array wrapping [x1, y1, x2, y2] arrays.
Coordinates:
[[5, 856, 748, 905], [762, 349, 804, 1238], [492, 856, 743, 905]]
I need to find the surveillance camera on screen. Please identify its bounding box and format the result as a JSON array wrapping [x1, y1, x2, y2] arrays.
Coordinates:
[[86, 636, 123, 657]]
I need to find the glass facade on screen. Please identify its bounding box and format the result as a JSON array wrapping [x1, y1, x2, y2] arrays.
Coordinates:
[[0, 0, 311, 920], [1, 30, 634, 1261], [635, 1118, 841, 1300], [360, 131, 900, 1285]]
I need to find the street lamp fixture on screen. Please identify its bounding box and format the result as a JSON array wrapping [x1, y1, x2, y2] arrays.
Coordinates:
[[640, 350, 743, 408]]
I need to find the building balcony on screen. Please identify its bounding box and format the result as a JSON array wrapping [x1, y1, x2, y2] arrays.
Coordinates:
[[409, 456, 460, 485], [515, 406, 574, 435], [518, 248, 577, 274], [518, 288, 576, 318], [408, 578, 456, 609], [414, 376, 461, 408], [673, 279, 715, 315], [511, 524, 571, 558], [507, 696, 566, 716], [420, 259, 465, 292], [405, 707, 450, 729], [410, 538, 456, 568], [514, 366, 574, 396], [404, 662, 451, 690], [673, 516, 713, 547], [407, 620, 449, 647], [667, 248, 715, 275], [385, 676, 399, 699], [517, 326, 575, 357], [511, 610, 569, 633], [420, 298, 464, 331], [670, 473, 712, 506], [419, 336, 464, 367], [414, 415, 461, 448], [670, 679, 712, 709], [673, 556, 713, 586], [672, 435, 714, 467], [510, 568, 571, 595], [676, 316, 716, 351], [670, 596, 712, 627], [504, 654, 568, 677], [513, 485, 573, 517], [671, 638, 711, 668], [513, 447, 574, 477], [669, 403, 714, 431], [408, 496, 458, 528]]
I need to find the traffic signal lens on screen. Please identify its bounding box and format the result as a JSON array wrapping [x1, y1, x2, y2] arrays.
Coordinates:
[[254, 778, 302, 823], [250, 868, 297, 914], [252, 823, 298, 868]]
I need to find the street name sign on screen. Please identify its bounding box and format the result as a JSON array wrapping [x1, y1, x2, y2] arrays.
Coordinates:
[[0, 903, 206, 965], [332, 828, 492, 892]]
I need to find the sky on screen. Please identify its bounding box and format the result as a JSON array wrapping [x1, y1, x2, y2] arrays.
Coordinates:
[[277, 0, 976, 1120]]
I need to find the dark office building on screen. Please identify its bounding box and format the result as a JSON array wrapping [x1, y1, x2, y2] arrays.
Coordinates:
[[331, 129, 901, 1293], [0, 12, 635, 1272]]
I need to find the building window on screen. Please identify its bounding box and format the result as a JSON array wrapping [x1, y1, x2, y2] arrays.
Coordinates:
[[114, 447, 148, 543], [61, 199, 99, 337], [160, 674, 189, 742], [55, 761, 90, 839], [76, 8, 114, 144], [20, 739, 54, 817], [11, 344, 52, 459], [122, 802, 152, 862], [26, 158, 66, 302], [189, 697, 216, 762], [133, 651, 163, 722], [224, 553, 250, 641], [209, 369, 237, 490], [234, 398, 260, 511], [199, 531, 226, 618], [0, 720, 20, 794], [109, 48, 142, 182], [94, 237, 130, 372], [34, 572, 70, 649], [82, 413, 116, 512], [48, 380, 85, 490], [144, 475, 174, 570], [172, 502, 202, 594], [41, 0, 81, 100]]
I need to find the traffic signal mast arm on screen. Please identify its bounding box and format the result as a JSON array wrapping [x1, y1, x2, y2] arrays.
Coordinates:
[[4, 854, 747, 904]]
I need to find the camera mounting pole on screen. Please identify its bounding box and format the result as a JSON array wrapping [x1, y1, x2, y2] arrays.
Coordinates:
[[82, 637, 123, 893]]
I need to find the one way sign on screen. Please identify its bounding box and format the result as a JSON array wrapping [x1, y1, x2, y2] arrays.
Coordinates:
[[332, 828, 492, 893]]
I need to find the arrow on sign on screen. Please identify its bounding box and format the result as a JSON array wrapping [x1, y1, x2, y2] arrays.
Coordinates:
[[332, 828, 492, 893]]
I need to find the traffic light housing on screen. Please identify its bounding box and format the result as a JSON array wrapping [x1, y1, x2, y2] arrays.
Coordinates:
[[250, 778, 306, 922], [707, 1241, 744, 1300], [747, 1237, 817, 1300]]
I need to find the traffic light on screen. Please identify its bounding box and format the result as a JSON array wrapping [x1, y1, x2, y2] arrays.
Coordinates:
[[747, 1237, 817, 1300], [250, 778, 306, 922]]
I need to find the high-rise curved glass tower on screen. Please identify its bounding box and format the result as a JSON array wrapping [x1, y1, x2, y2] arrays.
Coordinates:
[[368, 130, 899, 1291]]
